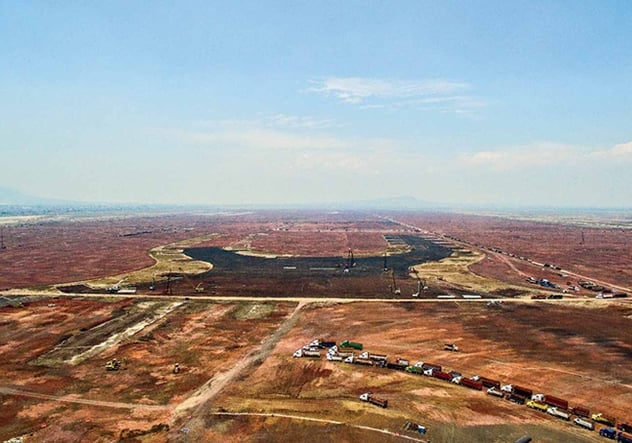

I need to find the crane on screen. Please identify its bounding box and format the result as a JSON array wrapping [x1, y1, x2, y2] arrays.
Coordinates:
[[343, 248, 356, 273], [390, 269, 401, 295]]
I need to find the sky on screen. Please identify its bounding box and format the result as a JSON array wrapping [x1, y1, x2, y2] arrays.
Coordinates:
[[1, 1, 631, 207]]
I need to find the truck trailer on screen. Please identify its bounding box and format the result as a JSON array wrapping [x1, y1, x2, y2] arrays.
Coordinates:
[[359, 392, 388, 408], [573, 417, 595, 431], [460, 378, 483, 391], [340, 340, 363, 350]]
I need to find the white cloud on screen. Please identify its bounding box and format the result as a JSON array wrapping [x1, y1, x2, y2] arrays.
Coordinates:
[[590, 141, 632, 160], [264, 113, 340, 130], [458, 140, 632, 173], [308, 76, 483, 113]]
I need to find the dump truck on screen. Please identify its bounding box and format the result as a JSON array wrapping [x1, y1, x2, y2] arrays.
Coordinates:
[[358, 351, 387, 361], [355, 358, 374, 366], [403, 421, 427, 434], [506, 393, 526, 405], [573, 417, 595, 431], [571, 406, 591, 418], [547, 407, 570, 421], [433, 371, 453, 381], [618, 432, 632, 443], [359, 392, 388, 408], [513, 385, 533, 398], [326, 353, 343, 362], [477, 376, 501, 389], [293, 349, 320, 358], [527, 400, 549, 412], [444, 343, 459, 352], [599, 428, 617, 439], [386, 358, 409, 371], [618, 424, 632, 433], [461, 378, 483, 391], [593, 413, 617, 427], [340, 340, 363, 350], [487, 387, 504, 398], [543, 394, 568, 410], [421, 362, 442, 372]]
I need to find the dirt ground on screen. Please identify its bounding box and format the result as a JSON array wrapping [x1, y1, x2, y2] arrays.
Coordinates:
[[173, 300, 632, 442], [1, 209, 631, 442]]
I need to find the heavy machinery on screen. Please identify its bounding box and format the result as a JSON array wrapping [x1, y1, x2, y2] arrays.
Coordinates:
[[107, 278, 127, 293], [546, 407, 570, 421], [592, 413, 617, 427], [180, 267, 204, 293], [343, 248, 356, 273], [359, 392, 388, 408], [526, 400, 548, 412], [389, 269, 401, 295], [105, 358, 121, 371], [573, 417, 595, 431], [340, 340, 363, 350]]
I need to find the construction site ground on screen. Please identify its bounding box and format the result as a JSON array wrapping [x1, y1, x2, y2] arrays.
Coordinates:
[[1, 210, 631, 442]]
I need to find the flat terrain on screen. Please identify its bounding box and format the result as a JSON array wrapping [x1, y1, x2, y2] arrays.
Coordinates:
[[0, 209, 630, 442]]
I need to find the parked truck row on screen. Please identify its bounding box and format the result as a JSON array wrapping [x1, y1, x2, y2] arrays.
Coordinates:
[[291, 338, 629, 436]]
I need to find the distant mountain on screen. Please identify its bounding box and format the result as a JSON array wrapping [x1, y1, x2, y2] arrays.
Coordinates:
[[0, 186, 52, 205], [325, 195, 445, 210]]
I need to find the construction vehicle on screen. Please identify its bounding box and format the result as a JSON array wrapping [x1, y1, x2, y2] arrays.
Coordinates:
[[526, 400, 548, 412], [599, 428, 617, 439], [293, 348, 321, 358], [389, 269, 401, 295], [593, 413, 617, 427], [487, 387, 504, 398], [403, 421, 427, 435], [386, 358, 409, 371], [340, 340, 363, 350], [343, 248, 356, 273], [573, 417, 595, 430], [107, 278, 127, 293], [513, 385, 533, 399], [326, 353, 343, 362], [571, 405, 591, 418], [618, 432, 632, 443], [180, 268, 204, 293], [618, 424, 632, 433], [359, 392, 388, 408], [354, 358, 374, 366], [444, 343, 459, 352], [105, 359, 121, 371], [421, 362, 442, 372], [546, 407, 570, 421], [460, 378, 483, 391], [542, 394, 568, 410], [162, 270, 173, 295], [358, 351, 387, 362], [405, 365, 423, 375]]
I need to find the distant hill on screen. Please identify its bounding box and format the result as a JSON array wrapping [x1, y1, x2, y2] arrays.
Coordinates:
[[0, 186, 52, 205]]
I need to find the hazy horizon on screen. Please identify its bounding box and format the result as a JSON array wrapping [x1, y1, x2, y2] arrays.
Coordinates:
[[2, 2, 631, 207]]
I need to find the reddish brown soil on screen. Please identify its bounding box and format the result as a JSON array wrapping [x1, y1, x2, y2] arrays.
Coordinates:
[[397, 212, 632, 290], [0, 298, 296, 442], [208, 300, 631, 442]]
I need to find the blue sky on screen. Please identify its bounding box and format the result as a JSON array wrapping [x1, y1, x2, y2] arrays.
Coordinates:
[[1, 1, 631, 206]]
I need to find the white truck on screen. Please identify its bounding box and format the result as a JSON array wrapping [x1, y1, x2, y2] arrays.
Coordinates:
[[573, 417, 595, 430], [547, 407, 570, 421]]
